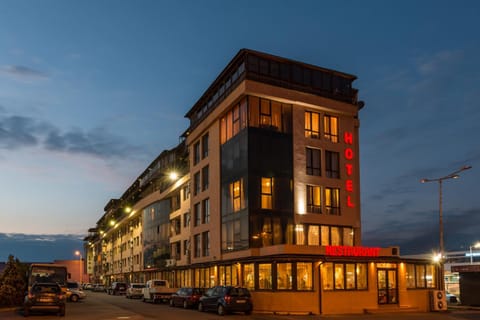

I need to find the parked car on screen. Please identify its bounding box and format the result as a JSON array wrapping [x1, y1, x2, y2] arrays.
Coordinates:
[[66, 288, 86, 302], [170, 287, 204, 309], [126, 283, 145, 299], [446, 292, 460, 304], [108, 282, 127, 295], [92, 284, 106, 292], [24, 282, 66, 317], [198, 286, 253, 315]]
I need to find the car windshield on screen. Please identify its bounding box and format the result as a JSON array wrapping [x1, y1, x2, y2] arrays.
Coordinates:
[[132, 284, 144, 288]]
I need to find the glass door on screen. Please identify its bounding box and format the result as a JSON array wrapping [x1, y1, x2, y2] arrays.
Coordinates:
[[377, 268, 398, 305]]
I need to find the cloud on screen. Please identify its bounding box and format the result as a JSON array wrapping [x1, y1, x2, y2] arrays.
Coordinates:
[[0, 65, 48, 79], [0, 112, 140, 158]]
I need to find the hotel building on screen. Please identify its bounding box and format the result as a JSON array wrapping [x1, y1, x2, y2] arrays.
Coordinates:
[[84, 49, 440, 314]]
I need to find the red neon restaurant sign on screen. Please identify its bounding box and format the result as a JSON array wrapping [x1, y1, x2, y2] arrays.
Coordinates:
[[344, 131, 355, 208], [326, 245, 381, 257]]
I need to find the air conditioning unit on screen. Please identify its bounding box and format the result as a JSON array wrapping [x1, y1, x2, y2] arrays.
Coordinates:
[[430, 290, 447, 311], [165, 259, 176, 267]]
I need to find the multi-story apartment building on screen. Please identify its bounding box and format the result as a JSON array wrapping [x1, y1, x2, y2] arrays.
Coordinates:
[[84, 49, 439, 315]]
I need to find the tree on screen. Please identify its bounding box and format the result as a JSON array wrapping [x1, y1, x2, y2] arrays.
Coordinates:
[[0, 255, 27, 307]]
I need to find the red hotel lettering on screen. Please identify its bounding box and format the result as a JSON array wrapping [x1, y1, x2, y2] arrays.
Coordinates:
[[347, 195, 355, 208], [345, 163, 353, 176], [343, 131, 355, 208], [344, 148, 354, 160], [346, 180, 353, 192], [344, 132, 353, 145]]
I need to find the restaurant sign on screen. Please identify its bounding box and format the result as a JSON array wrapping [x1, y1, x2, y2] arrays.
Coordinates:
[[326, 245, 381, 257]]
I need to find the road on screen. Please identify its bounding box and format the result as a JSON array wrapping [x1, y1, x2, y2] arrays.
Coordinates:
[[1, 291, 480, 320]]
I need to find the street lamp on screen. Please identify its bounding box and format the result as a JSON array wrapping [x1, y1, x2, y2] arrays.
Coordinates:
[[470, 242, 480, 264], [421, 165, 472, 289], [75, 250, 83, 283]]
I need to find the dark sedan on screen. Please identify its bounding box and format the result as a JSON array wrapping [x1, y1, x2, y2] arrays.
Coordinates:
[[197, 286, 253, 315], [169, 287, 204, 309]]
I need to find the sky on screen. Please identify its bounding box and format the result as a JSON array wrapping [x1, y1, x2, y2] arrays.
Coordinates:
[[0, 0, 479, 261]]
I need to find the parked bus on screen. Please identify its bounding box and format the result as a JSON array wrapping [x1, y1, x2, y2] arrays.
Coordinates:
[[27, 263, 69, 292]]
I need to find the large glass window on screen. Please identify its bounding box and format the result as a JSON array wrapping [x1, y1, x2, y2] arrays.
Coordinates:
[[323, 262, 367, 291], [307, 185, 321, 213], [297, 262, 313, 290], [407, 264, 436, 289], [295, 224, 305, 245], [277, 263, 293, 290], [243, 263, 255, 290], [324, 115, 339, 143], [261, 177, 273, 209], [306, 148, 321, 176], [325, 187, 340, 215], [258, 263, 272, 290], [325, 150, 340, 178], [248, 96, 291, 133], [305, 111, 320, 139], [194, 234, 201, 258], [194, 203, 201, 226]]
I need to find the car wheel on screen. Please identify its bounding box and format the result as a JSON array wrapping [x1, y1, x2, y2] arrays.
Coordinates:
[[198, 302, 204, 312], [217, 304, 225, 316], [59, 306, 65, 317], [245, 308, 252, 315], [169, 298, 174, 307], [183, 299, 189, 309], [70, 294, 79, 302]]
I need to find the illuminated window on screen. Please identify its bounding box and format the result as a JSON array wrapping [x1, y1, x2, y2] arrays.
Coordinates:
[[297, 262, 313, 290], [261, 177, 273, 209], [323, 262, 367, 291], [343, 227, 354, 246], [426, 265, 436, 288], [324, 115, 339, 143], [259, 263, 272, 289], [308, 225, 319, 246], [295, 224, 305, 245], [260, 99, 272, 127], [334, 264, 344, 289], [306, 148, 321, 176], [331, 227, 341, 245], [243, 263, 255, 290], [306, 185, 321, 213], [230, 179, 245, 212], [305, 111, 320, 139], [220, 98, 248, 144], [407, 264, 436, 289], [321, 225, 329, 246], [248, 96, 290, 133], [325, 151, 340, 178], [325, 187, 340, 215], [415, 265, 426, 288], [406, 264, 416, 288], [277, 263, 293, 290]]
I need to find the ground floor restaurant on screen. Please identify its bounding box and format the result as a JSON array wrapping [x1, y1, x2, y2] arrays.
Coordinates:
[[107, 245, 440, 315]]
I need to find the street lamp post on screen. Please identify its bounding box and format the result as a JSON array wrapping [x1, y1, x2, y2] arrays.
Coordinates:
[[421, 165, 472, 290], [75, 250, 83, 283]]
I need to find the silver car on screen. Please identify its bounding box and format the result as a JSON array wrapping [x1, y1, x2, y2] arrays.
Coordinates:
[[126, 283, 145, 299]]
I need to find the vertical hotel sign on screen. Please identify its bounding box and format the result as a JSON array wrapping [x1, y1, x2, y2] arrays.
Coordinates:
[[344, 131, 355, 208]]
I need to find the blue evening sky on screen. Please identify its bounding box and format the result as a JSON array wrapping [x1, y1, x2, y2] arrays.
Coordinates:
[[1, 0, 479, 260]]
